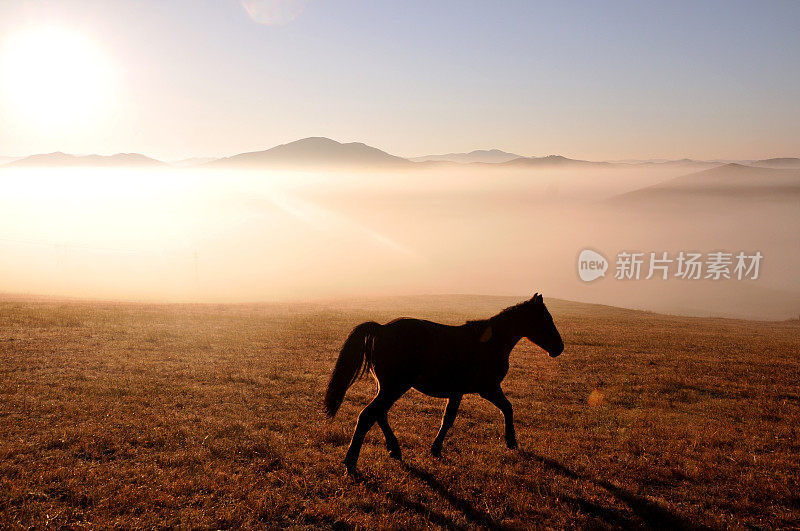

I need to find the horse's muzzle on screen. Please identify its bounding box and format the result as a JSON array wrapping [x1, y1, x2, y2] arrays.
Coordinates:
[[548, 344, 564, 357]]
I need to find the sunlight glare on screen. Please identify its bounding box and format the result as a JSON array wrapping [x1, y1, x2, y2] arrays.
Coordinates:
[[0, 26, 113, 130]]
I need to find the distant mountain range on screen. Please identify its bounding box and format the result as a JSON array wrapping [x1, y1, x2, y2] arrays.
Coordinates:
[[410, 149, 520, 164], [609, 163, 800, 204], [4, 152, 164, 168], [206, 137, 413, 169], [499, 154, 611, 168], [634, 158, 721, 168], [750, 158, 800, 169], [2, 138, 798, 171]]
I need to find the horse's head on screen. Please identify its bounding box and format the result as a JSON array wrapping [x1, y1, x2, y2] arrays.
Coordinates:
[[523, 293, 564, 357]]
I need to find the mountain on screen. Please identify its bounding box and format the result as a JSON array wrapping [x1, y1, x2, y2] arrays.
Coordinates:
[[606, 158, 673, 163], [500, 155, 613, 168], [750, 158, 800, 169], [635, 158, 721, 169], [410, 149, 521, 164], [609, 163, 800, 204], [209, 137, 413, 169], [6, 152, 165, 168]]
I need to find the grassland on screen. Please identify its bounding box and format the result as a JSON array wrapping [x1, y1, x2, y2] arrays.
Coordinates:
[[1, 294, 798, 528]]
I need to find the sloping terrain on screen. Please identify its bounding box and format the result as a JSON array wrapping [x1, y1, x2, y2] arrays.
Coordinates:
[[610, 163, 800, 204], [207, 137, 413, 169], [1, 295, 798, 528]]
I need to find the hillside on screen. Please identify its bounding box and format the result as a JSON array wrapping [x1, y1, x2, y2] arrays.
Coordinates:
[[609, 163, 800, 204], [208, 137, 414, 169], [501, 155, 612, 168], [751, 157, 800, 169], [410, 149, 520, 164], [635, 158, 721, 169], [5, 152, 165, 168], [1, 294, 798, 528]]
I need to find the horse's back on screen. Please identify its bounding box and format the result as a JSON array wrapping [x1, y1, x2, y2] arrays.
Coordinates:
[[372, 318, 501, 397], [379, 318, 468, 351]]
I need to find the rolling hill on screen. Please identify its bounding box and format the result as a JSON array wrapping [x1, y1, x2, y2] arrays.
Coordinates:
[[609, 163, 800, 204], [410, 149, 521, 164], [500, 155, 613, 168], [5, 152, 165, 168], [635, 158, 721, 169], [208, 137, 414, 169], [751, 157, 800, 169], [2, 294, 798, 528]]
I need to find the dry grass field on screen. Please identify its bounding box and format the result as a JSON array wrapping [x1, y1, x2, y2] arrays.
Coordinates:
[[1, 294, 798, 528]]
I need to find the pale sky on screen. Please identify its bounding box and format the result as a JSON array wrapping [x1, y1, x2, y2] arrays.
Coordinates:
[[0, 0, 798, 161]]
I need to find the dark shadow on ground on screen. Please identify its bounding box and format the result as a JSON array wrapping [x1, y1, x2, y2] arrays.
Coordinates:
[[359, 472, 465, 529], [355, 449, 704, 529], [400, 461, 505, 529], [299, 512, 354, 530], [519, 450, 707, 530], [357, 460, 506, 529], [558, 495, 633, 527]]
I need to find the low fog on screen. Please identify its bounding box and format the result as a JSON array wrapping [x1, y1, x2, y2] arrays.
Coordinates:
[[0, 163, 797, 320]]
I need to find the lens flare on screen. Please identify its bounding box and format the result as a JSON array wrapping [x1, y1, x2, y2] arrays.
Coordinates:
[[588, 389, 605, 407]]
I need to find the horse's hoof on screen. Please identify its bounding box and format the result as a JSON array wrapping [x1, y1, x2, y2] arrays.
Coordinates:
[[389, 449, 402, 460], [344, 465, 359, 478], [506, 440, 518, 450], [431, 447, 442, 459], [343, 457, 359, 477]]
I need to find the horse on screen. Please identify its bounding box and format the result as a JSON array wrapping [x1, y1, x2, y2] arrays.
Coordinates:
[[323, 293, 564, 475]]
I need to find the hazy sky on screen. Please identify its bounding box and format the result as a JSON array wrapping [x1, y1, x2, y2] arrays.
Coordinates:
[[0, 0, 798, 161]]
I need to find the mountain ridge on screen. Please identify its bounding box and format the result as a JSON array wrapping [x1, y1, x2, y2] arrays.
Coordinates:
[[3, 140, 798, 170], [499, 154, 613, 168], [608, 163, 800, 204], [410, 149, 521, 164], [5, 152, 165, 168], [207, 137, 413, 169]]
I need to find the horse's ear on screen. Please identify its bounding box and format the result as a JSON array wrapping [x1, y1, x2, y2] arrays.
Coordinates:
[[530, 292, 539, 301], [534, 293, 543, 304]]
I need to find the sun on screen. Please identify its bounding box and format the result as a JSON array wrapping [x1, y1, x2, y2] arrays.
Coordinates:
[[0, 26, 113, 130]]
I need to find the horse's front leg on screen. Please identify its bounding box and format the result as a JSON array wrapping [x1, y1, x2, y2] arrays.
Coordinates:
[[480, 388, 517, 449], [431, 394, 462, 458]]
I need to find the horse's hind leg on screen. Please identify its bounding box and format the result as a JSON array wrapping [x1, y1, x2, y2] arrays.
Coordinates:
[[343, 390, 400, 475], [480, 387, 517, 449], [431, 395, 462, 458], [377, 414, 401, 460]]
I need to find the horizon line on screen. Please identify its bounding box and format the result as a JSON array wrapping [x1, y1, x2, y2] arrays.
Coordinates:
[[1, 136, 798, 165]]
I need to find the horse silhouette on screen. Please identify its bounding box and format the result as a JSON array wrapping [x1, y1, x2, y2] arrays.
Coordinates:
[[324, 293, 564, 475]]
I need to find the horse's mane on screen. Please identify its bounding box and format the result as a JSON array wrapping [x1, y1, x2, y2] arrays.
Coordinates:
[[498, 299, 532, 314], [464, 299, 533, 330], [491, 299, 536, 321]]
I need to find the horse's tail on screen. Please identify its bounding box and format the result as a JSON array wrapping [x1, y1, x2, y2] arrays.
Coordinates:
[[324, 321, 381, 418]]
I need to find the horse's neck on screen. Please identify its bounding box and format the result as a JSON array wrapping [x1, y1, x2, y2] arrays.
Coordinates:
[[489, 315, 525, 356]]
